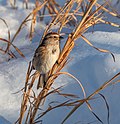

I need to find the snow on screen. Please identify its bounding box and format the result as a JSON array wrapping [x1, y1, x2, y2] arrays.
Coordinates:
[[0, 0, 120, 124], [0, 116, 11, 124]]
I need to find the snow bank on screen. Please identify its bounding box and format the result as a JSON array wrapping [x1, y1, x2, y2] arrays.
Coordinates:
[[0, 115, 11, 124]]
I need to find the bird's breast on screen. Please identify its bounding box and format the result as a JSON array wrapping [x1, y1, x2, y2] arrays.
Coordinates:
[[42, 45, 60, 73]]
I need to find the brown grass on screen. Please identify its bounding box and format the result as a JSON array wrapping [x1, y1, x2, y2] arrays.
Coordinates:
[[14, 0, 120, 124], [0, 1, 48, 61]]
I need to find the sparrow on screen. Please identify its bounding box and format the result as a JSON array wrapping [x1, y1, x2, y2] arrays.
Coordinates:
[[32, 32, 63, 89]]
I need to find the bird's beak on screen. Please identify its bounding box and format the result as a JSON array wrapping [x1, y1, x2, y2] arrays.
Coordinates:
[[59, 36, 64, 40], [59, 33, 65, 40]]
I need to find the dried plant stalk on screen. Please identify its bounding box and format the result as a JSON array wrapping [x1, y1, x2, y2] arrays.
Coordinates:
[[11, 1, 47, 43], [29, 8, 37, 41]]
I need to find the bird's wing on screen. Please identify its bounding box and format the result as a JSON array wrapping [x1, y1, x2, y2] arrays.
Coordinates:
[[32, 45, 47, 68]]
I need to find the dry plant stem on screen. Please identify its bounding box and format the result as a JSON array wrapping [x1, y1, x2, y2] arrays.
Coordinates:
[[19, 64, 39, 124], [9, 0, 16, 8], [11, 1, 47, 43], [41, 0, 75, 38], [37, 12, 83, 18], [0, 18, 17, 58], [29, 89, 48, 123], [72, 0, 97, 39], [100, 19, 120, 28], [25, 62, 32, 92], [25, 103, 32, 123], [0, 18, 11, 52], [61, 72, 120, 124], [48, 0, 59, 14], [19, 74, 38, 124], [29, 8, 37, 41], [95, 2, 118, 17], [29, 76, 64, 123], [28, 34, 75, 123], [57, 1, 76, 33], [0, 1, 47, 59], [58, 35, 74, 63], [55, 72, 86, 98], [81, 35, 115, 61], [0, 38, 25, 58], [88, 72, 120, 100]]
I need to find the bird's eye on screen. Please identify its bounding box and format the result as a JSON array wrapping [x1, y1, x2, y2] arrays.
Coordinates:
[[54, 36, 57, 38]]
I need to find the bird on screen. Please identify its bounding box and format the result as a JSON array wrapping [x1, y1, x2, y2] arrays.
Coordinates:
[[32, 32, 63, 89]]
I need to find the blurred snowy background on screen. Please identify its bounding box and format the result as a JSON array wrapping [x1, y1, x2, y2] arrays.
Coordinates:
[[0, 0, 120, 124]]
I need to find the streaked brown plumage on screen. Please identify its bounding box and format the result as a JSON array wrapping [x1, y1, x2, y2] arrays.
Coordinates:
[[32, 32, 63, 89]]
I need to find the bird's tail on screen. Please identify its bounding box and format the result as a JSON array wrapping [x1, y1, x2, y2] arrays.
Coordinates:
[[37, 73, 49, 89]]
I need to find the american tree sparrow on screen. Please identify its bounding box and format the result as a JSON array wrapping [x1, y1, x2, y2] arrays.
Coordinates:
[[32, 32, 63, 89]]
